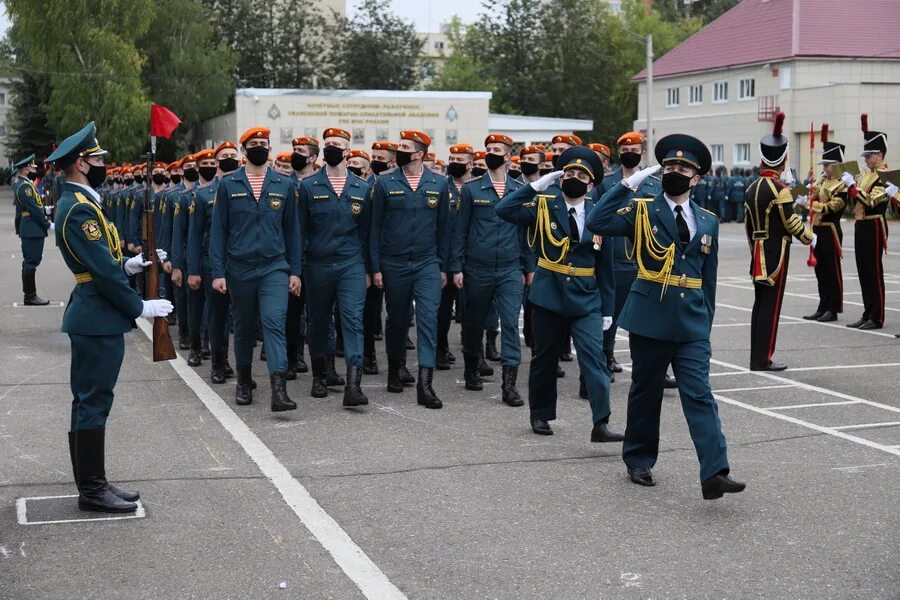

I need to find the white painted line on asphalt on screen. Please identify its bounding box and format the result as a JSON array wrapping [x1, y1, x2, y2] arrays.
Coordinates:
[[771, 362, 900, 372], [135, 319, 407, 600], [768, 400, 863, 411], [832, 421, 900, 431], [713, 384, 797, 393], [715, 301, 898, 338], [16, 495, 146, 525], [709, 371, 752, 377], [831, 463, 888, 473], [717, 280, 900, 315]]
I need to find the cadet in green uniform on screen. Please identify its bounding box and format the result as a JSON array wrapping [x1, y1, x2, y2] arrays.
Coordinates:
[[12, 154, 52, 305], [49, 121, 173, 513], [589, 134, 745, 500], [210, 127, 301, 412], [368, 130, 451, 409], [496, 147, 621, 442]]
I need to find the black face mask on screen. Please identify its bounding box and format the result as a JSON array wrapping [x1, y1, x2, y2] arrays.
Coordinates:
[[218, 157, 239, 173], [323, 145, 345, 167], [124, 177, 134, 186], [183, 168, 199, 183], [539, 167, 552, 176], [662, 171, 693, 196], [395, 150, 414, 167], [347, 166, 364, 177], [508, 169, 521, 179], [151, 173, 167, 186], [83, 164, 107, 189], [291, 152, 308, 171], [470, 167, 487, 178], [521, 162, 539, 176], [619, 152, 642, 169], [485, 153, 507, 171], [199, 166, 218, 181], [245, 146, 269, 167], [170, 174, 182, 185], [370, 160, 389, 174], [134, 175, 144, 184], [551, 154, 561, 168], [561, 177, 588, 199], [447, 162, 468, 179]]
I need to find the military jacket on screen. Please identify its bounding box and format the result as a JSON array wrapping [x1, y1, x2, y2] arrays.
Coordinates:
[[170, 184, 195, 271], [157, 183, 183, 253], [811, 177, 848, 228], [298, 169, 371, 267], [597, 170, 662, 274], [13, 175, 51, 238], [186, 181, 219, 276], [851, 163, 899, 221]]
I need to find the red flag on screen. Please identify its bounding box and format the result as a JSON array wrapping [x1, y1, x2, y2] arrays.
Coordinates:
[[149, 103, 182, 138]]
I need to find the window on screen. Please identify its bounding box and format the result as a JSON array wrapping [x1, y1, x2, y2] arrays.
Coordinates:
[[779, 67, 792, 90], [434, 41, 444, 50], [689, 84, 702, 105], [713, 81, 728, 103], [710, 144, 724, 165], [739, 78, 755, 100], [666, 87, 680, 107], [734, 143, 751, 164], [0, 92, 6, 106]]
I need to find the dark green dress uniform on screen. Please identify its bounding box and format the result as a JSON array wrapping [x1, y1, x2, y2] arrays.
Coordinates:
[[588, 134, 735, 489], [209, 166, 302, 375], [496, 147, 616, 433], [170, 181, 194, 347], [13, 155, 52, 304]]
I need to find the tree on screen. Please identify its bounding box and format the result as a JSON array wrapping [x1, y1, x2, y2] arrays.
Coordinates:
[[4, 70, 56, 162], [425, 17, 494, 93]]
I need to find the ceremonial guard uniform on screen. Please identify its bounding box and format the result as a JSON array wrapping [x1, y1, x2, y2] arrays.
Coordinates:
[[368, 129, 451, 408], [210, 127, 301, 412], [12, 154, 52, 305], [800, 124, 848, 322], [496, 146, 621, 441], [744, 113, 813, 371], [841, 115, 900, 330], [49, 121, 172, 512], [588, 134, 744, 499]]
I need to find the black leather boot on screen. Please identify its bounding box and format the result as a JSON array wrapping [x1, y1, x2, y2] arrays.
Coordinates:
[[286, 343, 298, 381], [463, 354, 483, 391], [235, 366, 253, 405], [343, 365, 368, 407], [326, 354, 345, 386], [363, 349, 379, 375], [178, 333, 190, 350], [201, 336, 211, 360], [69, 431, 139, 502], [187, 334, 202, 367], [398, 355, 415, 385], [211, 349, 227, 384], [270, 371, 297, 412], [485, 330, 500, 362], [223, 346, 234, 378], [478, 352, 494, 377], [387, 358, 404, 393], [75, 429, 138, 513], [22, 271, 49, 305], [310, 356, 328, 398], [296, 337, 309, 373], [501, 366, 523, 406], [416, 367, 442, 409], [435, 347, 451, 370]]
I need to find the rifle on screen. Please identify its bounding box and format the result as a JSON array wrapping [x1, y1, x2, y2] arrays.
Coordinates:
[[806, 122, 817, 268], [142, 140, 176, 362]]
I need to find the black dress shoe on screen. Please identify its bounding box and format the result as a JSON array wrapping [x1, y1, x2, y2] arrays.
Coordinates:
[[607, 357, 623, 373], [802, 311, 824, 320], [628, 467, 655, 487], [759, 362, 787, 372], [590, 422, 624, 442], [664, 374, 677, 388], [858, 319, 881, 330], [817, 310, 837, 322], [846, 317, 866, 328], [530, 418, 553, 435], [701, 473, 746, 500]]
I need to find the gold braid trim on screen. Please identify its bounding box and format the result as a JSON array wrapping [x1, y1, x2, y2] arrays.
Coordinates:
[[527, 195, 570, 264], [633, 200, 676, 299]]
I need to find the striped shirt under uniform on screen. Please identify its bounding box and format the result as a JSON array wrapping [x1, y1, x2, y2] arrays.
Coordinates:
[[247, 173, 265, 200], [492, 177, 506, 197], [406, 174, 421, 190], [328, 176, 345, 197]]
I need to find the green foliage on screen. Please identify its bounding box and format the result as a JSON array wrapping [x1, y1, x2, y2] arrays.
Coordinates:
[[4, 70, 56, 161]]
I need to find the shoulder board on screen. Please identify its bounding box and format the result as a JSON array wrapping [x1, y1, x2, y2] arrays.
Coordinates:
[[536, 194, 555, 201], [697, 206, 716, 217], [634, 197, 653, 202]]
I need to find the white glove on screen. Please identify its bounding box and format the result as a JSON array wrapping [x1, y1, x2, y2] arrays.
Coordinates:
[[602, 316, 612, 331], [886, 183, 899, 198], [44, 205, 53, 215], [780, 169, 795, 186], [623, 164, 661, 190], [48, 222, 55, 232], [124, 253, 152, 276], [141, 299, 174, 318], [811, 233, 818, 249], [841, 172, 856, 188], [156, 249, 168, 263], [795, 194, 809, 207], [530, 170, 564, 192]]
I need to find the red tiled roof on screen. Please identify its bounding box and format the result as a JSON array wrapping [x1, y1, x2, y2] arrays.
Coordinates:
[[634, 0, 900, 81]]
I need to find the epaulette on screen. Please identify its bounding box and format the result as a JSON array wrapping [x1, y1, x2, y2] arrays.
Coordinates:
[[633, 197, 653, 202], [536, 194, 555, 201], [697, 205, 716, 217]]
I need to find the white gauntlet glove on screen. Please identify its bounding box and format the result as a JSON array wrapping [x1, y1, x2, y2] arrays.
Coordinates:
[[141, 299, 174, 318], [795, 194, 809, 207], [623, 165, 661, 191], [841, 172, 856, 188], [124, 253, 152, 276], [155, 249, 168, 263], [530, 170, 564, 192], [885, 183, 898, 198], [811, 233, 818, 249], [602, 316, 613, 331]]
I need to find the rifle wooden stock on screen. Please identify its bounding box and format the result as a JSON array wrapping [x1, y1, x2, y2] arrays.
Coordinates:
[[143, 151, 176, 362]]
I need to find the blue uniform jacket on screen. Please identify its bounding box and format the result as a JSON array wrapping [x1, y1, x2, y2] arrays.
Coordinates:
[[209, 167, 302, 280], [597, 172, 662, 274], [298, 169, 372, 268], [169, 185, 195, 271], [13, 176, 51, 238], [157, 183, 183, 253], [368, 166, 451, 272], [186, 181, 218, 276], [452, 172, 527, 273], [587, 182, 718, 342], [496, 185, 614, 317]]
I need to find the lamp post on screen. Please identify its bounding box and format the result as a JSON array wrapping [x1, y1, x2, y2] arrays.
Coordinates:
[[646, 33, 654, 158]]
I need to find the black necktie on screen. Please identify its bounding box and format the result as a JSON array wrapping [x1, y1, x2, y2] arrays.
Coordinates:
[[568, 207, 580, 243], [674, 205, 690, 245]]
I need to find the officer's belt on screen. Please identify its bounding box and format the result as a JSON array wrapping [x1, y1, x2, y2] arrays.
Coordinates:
[[20, 211, 30, 217], [750, 231, 767, 240], [537, 258, 594, 277], [637, 272, 702, 289], [74, 272, 92, 284]]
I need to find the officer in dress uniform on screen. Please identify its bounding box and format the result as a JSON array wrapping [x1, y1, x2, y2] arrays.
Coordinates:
[[496, 147, 622, 442], [12, 154, 53, 305], [49, 121, 172, 512], [368, 130, 451, 409], [840, 114, 900, 330], [210, 127, 302, 412], [744, 113, 814, 371], [588, 134, 745, 499], [796, 124, 848, 323], [454, 133, 526, 406]]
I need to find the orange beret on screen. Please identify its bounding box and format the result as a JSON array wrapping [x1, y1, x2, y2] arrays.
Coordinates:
[[449, 143, 475, 155], [371, 141, 398, 152], [214, 141, 237, 157], [322, 127, 351, 141], [181, 153, 196, 164], [425, 152, 436, 160], [616, 132, 644, 146], [510, 156, 521, 164], [473, 151, 486, 160], [131, 164, 143, 174], [588, 143, 612, 158], [275, 152, 292, 163], [435, 159, 446, 166], [519, 145, 545, 157], [239, 127, 270, 145], [485, 133, 514, 147], [401, 130, 431, 147], [166, 162, 179, 171], [194, 149, 216, 162], [349, 149, 371, 161], [292, 136, 320, 148], [552, 134, 582, 146], [543, 152, 554, 161]]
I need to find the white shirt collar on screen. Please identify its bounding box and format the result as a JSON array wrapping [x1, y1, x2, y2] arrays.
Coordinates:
[[69, 181, 102, 205], [663, 194, 692, 216], [563, 199, 585, 217]]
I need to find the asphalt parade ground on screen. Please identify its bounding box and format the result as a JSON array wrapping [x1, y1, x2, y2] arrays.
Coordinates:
[[1, 191, 898, 600]]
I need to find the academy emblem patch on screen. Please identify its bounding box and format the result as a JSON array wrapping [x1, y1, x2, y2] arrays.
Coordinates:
[[270, 197, 283, 210], [427, 196, 438, 209], [25, 187, 33, 198], [189, 200, 195, 214], [351, 201, 362, 215], [81, 219, 102, 241]]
